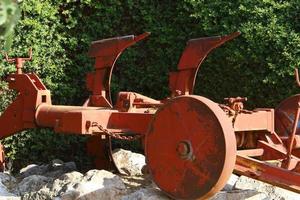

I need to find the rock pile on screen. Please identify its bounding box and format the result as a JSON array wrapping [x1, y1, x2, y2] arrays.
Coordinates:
[[0, 149, 298, 200]]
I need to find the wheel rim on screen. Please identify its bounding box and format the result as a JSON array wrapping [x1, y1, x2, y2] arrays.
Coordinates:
[[275, 94, 300, 137]]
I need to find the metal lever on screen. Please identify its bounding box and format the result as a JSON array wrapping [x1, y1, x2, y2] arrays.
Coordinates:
[[224, 97, 247, 112], [224, 97, 247, 104], [4, 48, 32, 74]]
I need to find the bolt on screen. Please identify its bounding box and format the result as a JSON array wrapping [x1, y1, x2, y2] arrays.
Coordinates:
[[175, 90, 182, 96], [85, 121, 91, 131], [176, 141, 190, 157]]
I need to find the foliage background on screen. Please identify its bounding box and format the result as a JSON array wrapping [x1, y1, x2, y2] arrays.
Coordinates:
[[0, 0, 20, 50], [0, 0, 299, 172]]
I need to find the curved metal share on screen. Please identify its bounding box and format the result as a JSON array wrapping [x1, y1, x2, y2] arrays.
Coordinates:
[[169, 32, 240, 96], [85, 32, 151, 107]]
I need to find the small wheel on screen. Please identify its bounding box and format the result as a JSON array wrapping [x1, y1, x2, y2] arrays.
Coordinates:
[[145, 95, 236, 199]]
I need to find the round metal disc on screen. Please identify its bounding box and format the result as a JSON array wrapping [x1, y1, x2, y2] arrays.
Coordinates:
[[275, 94, 300, 137], [145, 95, 236, 200]]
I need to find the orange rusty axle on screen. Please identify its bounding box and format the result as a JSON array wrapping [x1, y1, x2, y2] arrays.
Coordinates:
[[1, 32, 300, 199]]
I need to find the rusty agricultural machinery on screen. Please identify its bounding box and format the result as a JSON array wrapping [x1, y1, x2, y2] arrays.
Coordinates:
[[0, 32, 300, 199]]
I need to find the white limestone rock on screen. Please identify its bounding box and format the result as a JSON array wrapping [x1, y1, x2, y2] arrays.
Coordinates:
[[14, 175, 50, 196], [72, 169, 126, 200], [210, 190, 269, 200], [0, 181, 20, 200], [222, 174, 239, 191], [122, 187, 170, 200], [234, 175, 300, 200], [112, 149, 146, 176]]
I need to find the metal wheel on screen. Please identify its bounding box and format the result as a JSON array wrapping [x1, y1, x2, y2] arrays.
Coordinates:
[[145, 95, 236, 199], [275, 94, 300, 137]]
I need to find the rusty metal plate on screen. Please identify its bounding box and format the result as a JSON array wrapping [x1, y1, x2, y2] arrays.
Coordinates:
[[145, 96, 236, 199], [86, 135, 120, 173], [275, 94, 300, 137]]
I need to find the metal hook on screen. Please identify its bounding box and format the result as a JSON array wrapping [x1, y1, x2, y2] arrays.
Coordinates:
[[2, 48, 33, 74], [4, 52, 14, 63]]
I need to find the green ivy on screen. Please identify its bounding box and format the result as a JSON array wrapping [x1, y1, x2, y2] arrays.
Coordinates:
[[0, 0, 300, 172], [0, 0, 19, 50]]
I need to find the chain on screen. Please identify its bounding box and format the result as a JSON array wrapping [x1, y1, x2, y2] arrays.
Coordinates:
[[91, 122, 143, 141]]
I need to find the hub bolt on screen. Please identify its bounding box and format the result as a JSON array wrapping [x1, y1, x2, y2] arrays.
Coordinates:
[[176, 141, 192, 159]]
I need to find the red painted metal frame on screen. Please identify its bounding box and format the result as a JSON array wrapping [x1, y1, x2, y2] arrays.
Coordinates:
[[235, 153, 300, 193], [1, 32, 300, 199]]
